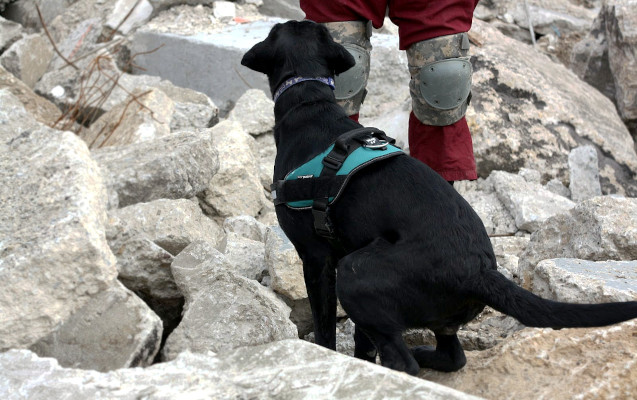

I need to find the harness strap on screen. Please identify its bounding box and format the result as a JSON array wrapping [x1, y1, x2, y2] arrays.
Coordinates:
[[272, 127, 403, 239], [272, 175, 347, 206]]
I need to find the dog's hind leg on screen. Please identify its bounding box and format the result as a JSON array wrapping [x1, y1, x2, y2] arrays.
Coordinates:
[[357, 326, 419, 375], [336, 237, 419, 375], [353, 325, 377, 362], [411, 332, 466, 372]]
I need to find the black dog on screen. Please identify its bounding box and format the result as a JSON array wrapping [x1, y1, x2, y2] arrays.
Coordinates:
[[241, 20, 637, 375]]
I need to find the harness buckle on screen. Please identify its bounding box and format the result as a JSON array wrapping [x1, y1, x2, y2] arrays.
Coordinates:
[[322, 154, 345, 171], [359, 136, 389, 150], [312, 199, 334, 238]]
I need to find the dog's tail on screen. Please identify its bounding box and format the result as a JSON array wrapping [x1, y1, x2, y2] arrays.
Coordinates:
[[468, 269, 637, 328]]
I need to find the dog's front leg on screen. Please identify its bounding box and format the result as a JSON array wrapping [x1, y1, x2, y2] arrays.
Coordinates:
[[302, 250, 338, 350]]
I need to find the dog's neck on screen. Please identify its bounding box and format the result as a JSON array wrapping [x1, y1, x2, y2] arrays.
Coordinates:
[[273, 76, 335, 103], [271, 80, 359, 180]]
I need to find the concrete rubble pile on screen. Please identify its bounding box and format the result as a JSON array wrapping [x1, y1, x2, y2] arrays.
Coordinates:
[[0, 0, 635, 399]]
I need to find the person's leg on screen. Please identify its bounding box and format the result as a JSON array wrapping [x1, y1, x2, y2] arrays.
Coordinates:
[[300, 1, 387, 29], [390, 0, 480, 182], [300, 1, 388, 121]]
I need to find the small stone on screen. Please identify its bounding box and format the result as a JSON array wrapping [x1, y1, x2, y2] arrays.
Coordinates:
[[568, 145, 602, 202], [213, 1, 236, 21], [51, 85, 65, 98]]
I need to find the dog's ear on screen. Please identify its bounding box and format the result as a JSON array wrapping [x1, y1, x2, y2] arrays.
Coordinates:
[[323, 36, 356, 75], [241, 40, 273, 75], [242, 23, 284, 75]]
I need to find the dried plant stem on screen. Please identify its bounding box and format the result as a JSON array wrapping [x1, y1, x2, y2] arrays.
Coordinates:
[[36, 4, 78, 70]]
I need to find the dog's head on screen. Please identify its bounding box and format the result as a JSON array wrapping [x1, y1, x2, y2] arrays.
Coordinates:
[[241, 20, 356, 93]]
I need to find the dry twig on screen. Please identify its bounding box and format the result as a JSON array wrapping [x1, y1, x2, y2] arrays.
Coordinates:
[[38, 3, 164, 147]]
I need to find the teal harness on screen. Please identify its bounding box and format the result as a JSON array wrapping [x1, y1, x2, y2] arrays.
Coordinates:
[[271, 127, 404, 238]]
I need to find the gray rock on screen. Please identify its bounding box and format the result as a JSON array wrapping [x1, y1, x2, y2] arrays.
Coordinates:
[[305, 318, 357, 357], [147, 0, 215, 16], [287, 297, 314, 337], [530, 258, 637, 303], [519, 196, 637, 284], [105, 0, 153, 36], [512, 3, 595, 37], [0, 91, 117, 351], [93, 130, 218, 208], [129, 20, 281, 112], [421, 320, 637, 399], [46, 17, 103, 72], [518, 167, 542, 184], [37, 55, 170, 127], [570, 10, 617, 101], [0, 15, 23, 52], [228, 88, 274, 136], [568, 145, 602, 202], [0, 341, 480, 399], [45, 0, 117, 42], [223, 232, 267, 281], [455, 179, 518, 236], [0, 0, 14, 13], [202, 120, 267, 218], [223, 215, 267, 242], [107, 198, 224, 301], [265, 225, 307, 301], [606, 0, 637, 126], [487, 171, 575, 233], [156, 80, 218, 132], [544, 178, 571, 198], [254, 131, 277, 192], [0, 34, 53, 88], [469, 19, 637, 196], [0, 65, 61, 126], [162, 243, 298, 360], [364, 33, 410, 119], [30, 281, 162, 372], [81, 87, 174, 149], [407, 307, 525, 352], [258, 0, 304, 20], [490, 235, 531, 282], [213, 1, 235, 21], [2, 0, 73, 29]]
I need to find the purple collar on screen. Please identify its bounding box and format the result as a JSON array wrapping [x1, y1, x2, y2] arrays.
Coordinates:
[[273, 76, 335, 103]]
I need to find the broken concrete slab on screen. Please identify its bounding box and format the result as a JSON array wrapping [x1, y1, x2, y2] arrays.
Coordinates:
[[568, 145, 602, 202], [487, 170, 575, 233], [421, 320, 637, 400], [0, 64, 61, 126], [202, 120, 267, 218], [228, 88, 274, 136], [104, 0, 153, 36], [0, 91, 117, 351], [0, 33, 53, 88], [162, 242, 298, 360], [30, 281, 162, 372], [129, 20, 283, 112], [107, 198, 225, 302], [156, 80, 219, 132], [519, 196, 637, 280], [0, 341, 482, 399], [529, 258, 637, 303], [92, 130, 218, 208], [264, 225, 307, 301], [81, 87, 174, 148], [0, 15, 23, 52]]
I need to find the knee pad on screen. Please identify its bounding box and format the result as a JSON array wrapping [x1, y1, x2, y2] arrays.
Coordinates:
[[406, 33, 472, 126], [323, 21, 372, 116]]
